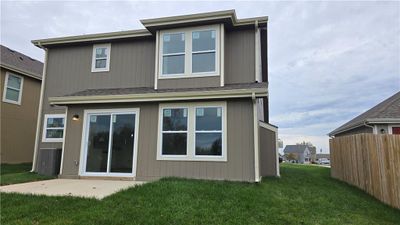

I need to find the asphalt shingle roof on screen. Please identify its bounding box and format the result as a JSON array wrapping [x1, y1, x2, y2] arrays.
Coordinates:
[[330, 91, 400, 135], [283, 145, 309, 154], [62, 82, 267, 97], [0, 45, 43, 79]]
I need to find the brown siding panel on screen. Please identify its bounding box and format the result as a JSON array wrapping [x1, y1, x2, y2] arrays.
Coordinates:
[[1, 68, 41, 163], [157, 76, 220, 89], [60, 99, 255, 182], [224, 28, 255, 84], [259, 126, 278, 177]]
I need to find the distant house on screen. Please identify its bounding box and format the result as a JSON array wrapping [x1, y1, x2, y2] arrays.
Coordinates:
[[283, 145, 311, 164], [329, 91, 400, 137], [1, 45, 43, 163]]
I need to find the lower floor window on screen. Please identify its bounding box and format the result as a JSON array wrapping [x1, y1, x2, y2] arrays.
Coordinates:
[[157, 102, 227, 161], [42, 114, 66, 142]]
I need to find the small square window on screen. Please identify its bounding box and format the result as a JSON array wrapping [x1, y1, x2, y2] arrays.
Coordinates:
[[91, 44, 111, 72], [42, 114, 65, 142]]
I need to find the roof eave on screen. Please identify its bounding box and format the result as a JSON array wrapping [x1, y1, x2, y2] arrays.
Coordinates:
[[48, 88, 268, 105], [31, 29, 152, 48], [0, 63, 42, 80], [329, 118, 400, 137], [141, 10, 268, 32]]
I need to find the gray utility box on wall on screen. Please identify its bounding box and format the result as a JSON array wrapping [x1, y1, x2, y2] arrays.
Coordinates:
[[37, 148, 62, 176]]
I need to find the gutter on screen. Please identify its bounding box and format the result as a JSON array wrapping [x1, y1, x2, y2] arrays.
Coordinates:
[[48, 88, 268, 105], [0, 63, 42, 81]]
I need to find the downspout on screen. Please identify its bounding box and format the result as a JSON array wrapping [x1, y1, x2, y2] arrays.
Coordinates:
[[31, 43, 48, 172], [252, 92, 261, 182], [364, 121, 376, 134]]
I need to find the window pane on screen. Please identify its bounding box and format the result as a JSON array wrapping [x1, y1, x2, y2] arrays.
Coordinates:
[[162, 55, 184, 75], [46, 129, 64, 139], [47, 117, 64, 128], [5, 88, 19, 102], [162, 133, 187, 155], [196, 107, 222, 131], [163, 108, 187, 131], [110, 114, 135, 173], [192, 52, 215, 73], [95, 59, 107, 68], [7, 75, 22, 89], [86, 115, 110, 173], [96, 47, 107, 58], [195, 133, 222, 156], [163, 33, 185, 54], [192, 30, 216, 52]]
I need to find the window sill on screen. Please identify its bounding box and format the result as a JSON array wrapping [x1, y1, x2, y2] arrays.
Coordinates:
[[42, 139, 64, 143], [2, 99, 21, 105], [157, 155, 227, 162], [158, 73, 220, 79], [91, 69, 110, 73]]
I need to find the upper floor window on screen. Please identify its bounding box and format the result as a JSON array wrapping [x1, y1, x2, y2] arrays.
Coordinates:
[[158, 24, 221, 78], [2, 72, 23, 105], [91, 44, 111, 72]]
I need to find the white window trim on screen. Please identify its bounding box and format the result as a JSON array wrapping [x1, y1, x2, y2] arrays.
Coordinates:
[[42, 114, 66, 142], [91, 43, 111, 72], [157, 24, 222, 79], [157, 101, 227, 162], [78, 108, 140, 178], [388, 124, 400, 134], [2, 72, 23, 105]]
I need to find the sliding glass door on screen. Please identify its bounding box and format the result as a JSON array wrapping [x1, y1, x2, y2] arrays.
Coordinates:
[[83, 110, 138, 176]]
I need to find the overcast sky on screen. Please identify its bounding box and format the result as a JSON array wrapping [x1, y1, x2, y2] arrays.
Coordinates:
[[1, 1, 399, 153]]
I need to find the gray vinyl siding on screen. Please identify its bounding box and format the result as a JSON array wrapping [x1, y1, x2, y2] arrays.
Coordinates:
[[224, 28, 255, 84], [60, 99, 255, 182], [259, 126, 278, 177], [157, 76, 220, 89], [334, 126, 373, 137]]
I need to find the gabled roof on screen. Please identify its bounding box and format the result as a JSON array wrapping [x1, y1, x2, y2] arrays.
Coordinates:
[[0, 45, 43, 80], [329, 91, 400, 136], [48, 82, 268, 105], [283, 145, 309, 154], [32, 10, 267, 48]]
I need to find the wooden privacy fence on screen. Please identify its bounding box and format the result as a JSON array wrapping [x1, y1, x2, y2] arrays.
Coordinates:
[[330, 134, 400, 209]]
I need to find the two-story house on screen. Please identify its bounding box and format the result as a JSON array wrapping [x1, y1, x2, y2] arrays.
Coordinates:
[[31, 10, 279, 182], [1, 45, 43, 164]]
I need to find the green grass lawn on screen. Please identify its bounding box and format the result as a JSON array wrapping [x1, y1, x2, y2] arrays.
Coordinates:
[[1, 164, 399, 225], [1, 163, 55, 186]]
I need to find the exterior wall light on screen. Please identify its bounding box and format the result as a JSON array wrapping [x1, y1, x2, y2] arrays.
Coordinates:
[[72, 115, 80, 121]]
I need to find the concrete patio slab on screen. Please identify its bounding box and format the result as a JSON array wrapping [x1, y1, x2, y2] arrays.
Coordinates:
[[0, 179, 146, 199]]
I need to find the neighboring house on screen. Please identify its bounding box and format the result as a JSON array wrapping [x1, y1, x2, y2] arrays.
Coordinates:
[[1, 45, 43, 163], [30, 10, 279, 182], [329, 91, 400, 137], [283, 145, 311, 164]]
